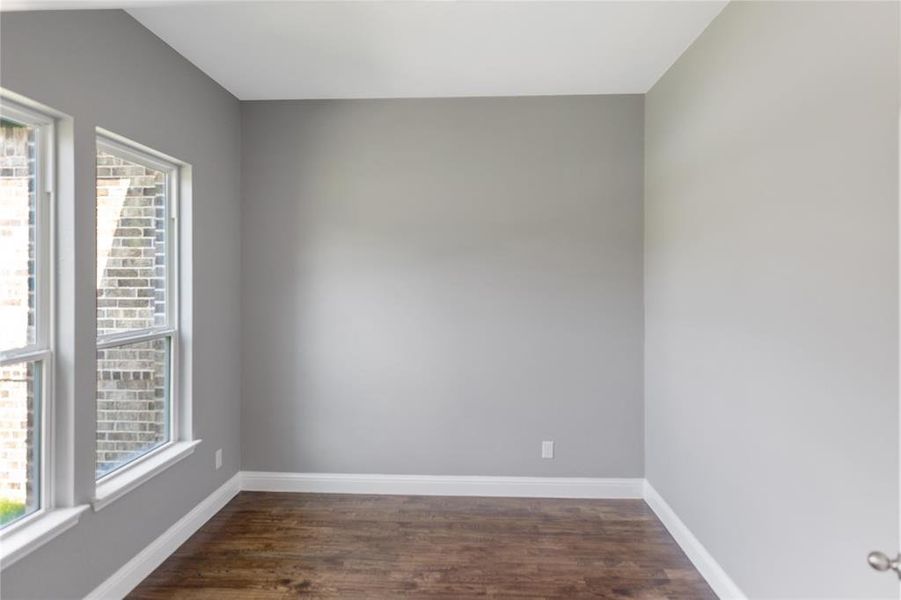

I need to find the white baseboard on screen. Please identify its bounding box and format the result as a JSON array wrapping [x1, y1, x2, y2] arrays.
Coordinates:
[[85, 472, 242, 600], [643, 481, 746, 600], [241, 471, 645, 499]]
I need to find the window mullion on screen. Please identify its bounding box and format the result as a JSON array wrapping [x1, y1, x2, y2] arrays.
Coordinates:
[[95, 328, 175, 350], [0, 348, 51, 368]]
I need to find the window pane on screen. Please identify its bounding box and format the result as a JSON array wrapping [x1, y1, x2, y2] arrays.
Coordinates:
[[96, 337, 170, 479], [96, 150, 167, 336], [0, 360, 41, 528], [0, 119, 37, 351]]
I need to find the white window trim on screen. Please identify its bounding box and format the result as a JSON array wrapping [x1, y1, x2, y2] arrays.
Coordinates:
[[0, 504, 88, 569], [92, 439, 200, 512], [0, 93, 89, 570], [91, 130, 197, 512], [0, 98, 54, 525]]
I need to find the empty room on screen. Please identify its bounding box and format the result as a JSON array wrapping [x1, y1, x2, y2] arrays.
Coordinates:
[[0, 1, 898, 598]]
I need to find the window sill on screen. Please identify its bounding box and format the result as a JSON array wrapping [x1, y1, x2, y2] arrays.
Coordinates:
[[0, 505, 90, 569], [93, 439, 201, 512]]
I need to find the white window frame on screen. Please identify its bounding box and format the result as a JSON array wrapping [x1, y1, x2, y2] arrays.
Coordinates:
[[0, 100, 55, 532], [92, 131, 198, 512], [0, 95, 88, 569]]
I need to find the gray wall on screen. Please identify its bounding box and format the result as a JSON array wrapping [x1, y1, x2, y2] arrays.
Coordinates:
[[0, 10, 242, 599], [644, 2, 899, 598], [241, 96, 644, 476]]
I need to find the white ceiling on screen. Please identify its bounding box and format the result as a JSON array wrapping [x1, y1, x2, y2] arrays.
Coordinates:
[[5, 1, 728, 100]]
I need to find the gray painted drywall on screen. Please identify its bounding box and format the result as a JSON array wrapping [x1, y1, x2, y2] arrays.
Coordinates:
[[645, 2, 899, 598], [0, 10, 242, 599], [241, 96, 644, 476]]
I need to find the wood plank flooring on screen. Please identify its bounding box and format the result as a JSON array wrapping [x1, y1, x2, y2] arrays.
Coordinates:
[[128, 492, 716, 599]]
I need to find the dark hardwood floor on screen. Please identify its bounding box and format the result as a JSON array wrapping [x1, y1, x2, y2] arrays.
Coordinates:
[[128, 492, 716, 599]]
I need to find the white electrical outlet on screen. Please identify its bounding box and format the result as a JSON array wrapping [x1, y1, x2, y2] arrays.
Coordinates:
[[215, 448, 223, 470], [541, 440, 554, 459]]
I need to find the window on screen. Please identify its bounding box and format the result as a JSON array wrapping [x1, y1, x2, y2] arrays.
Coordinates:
[[95, 135, 179, 481], [0, 102, 52, 530]]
